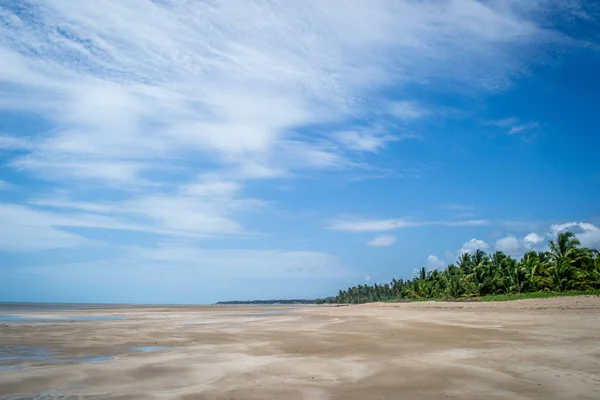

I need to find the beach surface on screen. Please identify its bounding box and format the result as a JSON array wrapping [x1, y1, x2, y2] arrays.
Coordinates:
[[1, 297, 600, 399]]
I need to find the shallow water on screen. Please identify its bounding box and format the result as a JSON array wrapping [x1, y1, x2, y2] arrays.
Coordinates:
[[0, 302, 139, 312], [0, 365, 24, 371], [0, 346, 49, 362], [0, 314, 125, 322], [83, 356, 115, 362], [0, 345, 116, 367]]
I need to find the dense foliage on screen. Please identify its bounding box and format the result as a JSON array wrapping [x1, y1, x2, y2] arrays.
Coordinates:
[[335, 232, 600, 304]]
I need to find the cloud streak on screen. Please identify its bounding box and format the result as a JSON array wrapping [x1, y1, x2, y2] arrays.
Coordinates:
[[0, 0, 574, 188], [368, 235, 397, 247], [328, 217, 489, 232]]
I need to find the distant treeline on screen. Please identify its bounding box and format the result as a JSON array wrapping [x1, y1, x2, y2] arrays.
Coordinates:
[[216, 299, 320, 305], [334, 231, 600, 304]]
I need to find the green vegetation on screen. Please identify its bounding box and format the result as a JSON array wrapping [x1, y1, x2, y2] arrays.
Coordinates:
[[335, 232, 600, 304], [472, 289, 600, 302]]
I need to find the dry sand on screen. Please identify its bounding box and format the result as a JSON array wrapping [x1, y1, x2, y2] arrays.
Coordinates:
[[1, 296, 600, 399]]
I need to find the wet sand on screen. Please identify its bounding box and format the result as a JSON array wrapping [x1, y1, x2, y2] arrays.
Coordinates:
[[1, 297, 600, 399]]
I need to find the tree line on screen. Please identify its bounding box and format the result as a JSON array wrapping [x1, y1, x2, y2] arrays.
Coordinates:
[[334, 232, 600, 304]]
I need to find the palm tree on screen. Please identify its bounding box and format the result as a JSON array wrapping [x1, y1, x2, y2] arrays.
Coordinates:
[[457, 253, 473, 275], [574, 249, 600, 289], [549, 232, 581, 265], [520, 251, 548, 291], [333, 231, 597, 304], [548, 232, 582, 291]]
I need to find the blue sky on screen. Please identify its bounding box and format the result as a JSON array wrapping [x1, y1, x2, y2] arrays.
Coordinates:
[[1, 0, 599, 304]]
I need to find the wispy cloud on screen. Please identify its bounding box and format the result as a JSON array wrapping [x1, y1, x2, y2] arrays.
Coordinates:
[[367, 235, 397, 247], [388, 101, 429, 120], [0, 0, 571, 184], [328, 217, 489, 232], [508, 122, 540, 135], [427, 255, 446, 269], [0, 204, 100, 251], [0, 0, 591, 254], [329, 218, 422, 232], [0, 134, 28, 150], [488, 118, 539, 135], [22, 177, 264, 240], [333, 127, 395, 153]]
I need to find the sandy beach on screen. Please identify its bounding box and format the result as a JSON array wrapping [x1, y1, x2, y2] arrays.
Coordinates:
[[1, 297, 600, 399]]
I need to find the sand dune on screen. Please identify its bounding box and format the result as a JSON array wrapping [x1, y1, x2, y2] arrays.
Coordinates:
[[1, 297, 600, 399]]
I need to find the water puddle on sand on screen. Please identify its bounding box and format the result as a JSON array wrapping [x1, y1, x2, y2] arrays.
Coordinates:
[[83, 356, 115, 362], [131, 346, 173, 352], [0, 344, 174, 370], [0, 315, 125, 322], [0, 365, 24, 371], [0, 346, 49, 362], [0, 346, 116, 370]]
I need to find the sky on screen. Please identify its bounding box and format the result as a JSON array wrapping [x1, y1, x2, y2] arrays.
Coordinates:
[[1, 0, 599, 304]]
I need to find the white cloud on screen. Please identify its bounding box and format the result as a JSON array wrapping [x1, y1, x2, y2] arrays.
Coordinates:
[[427, 255, 446, 269], [492, 225, 599, 259], [491, 224, 600, 258], [0, 174, 269, 253], [0, 135, 28, 150], [0, 204, 99, 251], [24, 177, 264, 240], [550, 222, 579, 236], [578, 225, 600, 250], [494, 232, 547, 258], [495, 235, 523, 257], [551, 222, 600, 250], [524, 232, 544, 244], [388, 101, 428, 120], [334, 128, 395, 153], [508, 121, 539, 135], [489, 118, 539, 135], [368, 235, 397, 247], [0, 1, 590, 254], [0, 0, 573, 187], [331, 218, 420, 232], [364, 276, 371, 282], [459, 238, 490, 254], [329, 217, 489, 232]]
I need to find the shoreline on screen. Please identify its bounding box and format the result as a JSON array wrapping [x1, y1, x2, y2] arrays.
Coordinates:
[[1, 296, 600, 399]]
